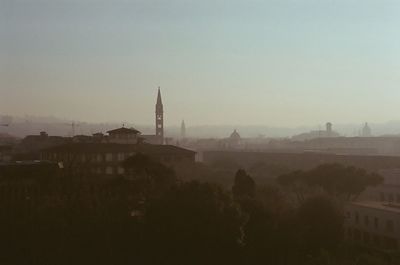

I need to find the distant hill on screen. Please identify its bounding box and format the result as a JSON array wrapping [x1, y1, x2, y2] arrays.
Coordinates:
[[2, 114, 400, 139]]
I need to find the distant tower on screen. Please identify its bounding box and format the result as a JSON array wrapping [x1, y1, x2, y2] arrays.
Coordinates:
[[362, 122, 371, 137], [155, 87, 164, 144], [180, 120, 186, 139], [326, 122, 333, 136]]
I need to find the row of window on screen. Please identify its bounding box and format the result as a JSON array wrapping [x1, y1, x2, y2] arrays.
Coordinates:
[[348, 211, 395, 232], [92, 166, 125, 175], [48, 152, 135, 163], [347, 227, 398, 250], [380, 192, 400, 203]]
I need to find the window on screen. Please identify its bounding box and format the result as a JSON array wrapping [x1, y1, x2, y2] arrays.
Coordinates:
[[363, 232, 370, 243], [106, 153, 113, 162], [118, 153, 125, 161], [355, 212, 359, 224], [389, 194, 394, 203], [383, 237, 398, 250], [117, 167, 125, 174], [97, 154, 103, 162], [373, 235, 380, 246], [347, 228, 352, 238], [106, 166, 113, 175], [380, 192, 385, 202], [353, 229, 361, 241], [364, 216, 369, 226], [386, 220, 394, 232], [374, 217, 379, 229], [397, 194, 400, 203]]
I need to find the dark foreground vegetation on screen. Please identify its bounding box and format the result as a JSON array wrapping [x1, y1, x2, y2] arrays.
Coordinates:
[[0, 155, 398, 265]]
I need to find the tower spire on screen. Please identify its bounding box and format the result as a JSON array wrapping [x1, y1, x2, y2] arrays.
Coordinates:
[[181, 119, 186, 139], [157, 86, 162, 105], [155, 87, 164, 144]]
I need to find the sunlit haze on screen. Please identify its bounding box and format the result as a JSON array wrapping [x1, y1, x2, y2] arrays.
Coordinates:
[[2, 0, 400, 126]]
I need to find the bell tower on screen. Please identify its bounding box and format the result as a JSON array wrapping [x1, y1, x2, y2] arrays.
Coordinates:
[[155, 87, 164, 144]]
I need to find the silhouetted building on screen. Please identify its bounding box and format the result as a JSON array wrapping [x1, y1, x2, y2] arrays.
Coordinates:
[[181, 120, 186, 139], [106, 127, 141, 144], [326, 122, 333, 136], [142, 88, 164, 145], [156, 88, 164, 140], [362, 122, 372, 137], [219, 129, 243, 150], [41, 143, 195, 176], [292, 122, 340, 141], [20, 131, 70, 154]]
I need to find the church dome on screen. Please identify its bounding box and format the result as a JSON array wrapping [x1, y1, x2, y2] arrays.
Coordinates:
[[230, 129, 241, 140]]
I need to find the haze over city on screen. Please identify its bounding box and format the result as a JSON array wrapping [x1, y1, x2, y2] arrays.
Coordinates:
[[2, 0, 400, 127], [4, 1, 400, 265]]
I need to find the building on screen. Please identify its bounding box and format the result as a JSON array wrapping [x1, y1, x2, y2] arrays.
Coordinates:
[[362, 123, 372, 137], [20, 131, 70, 154], [292, 122, 340, 141], [361, 169, 400, 203], [180, 120, 186, 139], [142, 88, 164, 145], [346, 167, 400, 250], [345, 201, 400, 250], [219, 130, 243, 150], [41, 143, 196, 177], [106, 127, 141, 144]]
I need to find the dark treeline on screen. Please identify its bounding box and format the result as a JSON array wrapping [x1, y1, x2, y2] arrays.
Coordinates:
[[0, 155, 398, 265]]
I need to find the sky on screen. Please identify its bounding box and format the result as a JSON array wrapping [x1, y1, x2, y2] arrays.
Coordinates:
[[1, 0, 400, 127]]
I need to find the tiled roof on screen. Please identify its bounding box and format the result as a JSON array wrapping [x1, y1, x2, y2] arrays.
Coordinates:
[[107, 127, 140, 134]]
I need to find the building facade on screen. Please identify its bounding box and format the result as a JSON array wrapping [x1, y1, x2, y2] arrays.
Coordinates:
[[41, 143, 195, 177], [345, 201, 400, 250]]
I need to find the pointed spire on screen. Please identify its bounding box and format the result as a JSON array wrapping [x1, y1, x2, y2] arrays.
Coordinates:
[[181, 119, 186, 139], [157, 86, 162, 105]]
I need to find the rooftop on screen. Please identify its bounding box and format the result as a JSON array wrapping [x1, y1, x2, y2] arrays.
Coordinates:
[[349, 201, 400, 214], [107, 127, 141, 135]]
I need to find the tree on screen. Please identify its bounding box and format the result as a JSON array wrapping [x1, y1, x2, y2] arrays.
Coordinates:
[[232, 169, 256, 200], [307, 164, 383, 201], [277, 170, 310, 203], [296, 195, 344, 258], [144, 181, 244, 265], [277, 164, 383, 202]]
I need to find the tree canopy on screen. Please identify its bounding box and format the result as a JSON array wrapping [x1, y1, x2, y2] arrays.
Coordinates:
[[277, 163, 383, 201]]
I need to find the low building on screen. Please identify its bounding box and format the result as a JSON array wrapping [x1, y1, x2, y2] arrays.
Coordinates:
[[345, 201, 400, 250], [20, 131, 70, 153], [41, 143, 196, 177], [0, 146, 12, 162]]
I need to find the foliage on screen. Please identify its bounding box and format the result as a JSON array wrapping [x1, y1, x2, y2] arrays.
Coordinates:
[[277, 163, 383, 201], [232, 169, 256, 200], [144, 181, 244, 265], [0, 159, 396, 265]]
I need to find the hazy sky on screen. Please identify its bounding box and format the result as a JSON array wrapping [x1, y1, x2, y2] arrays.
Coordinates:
[[1, 0, 400, 127]]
